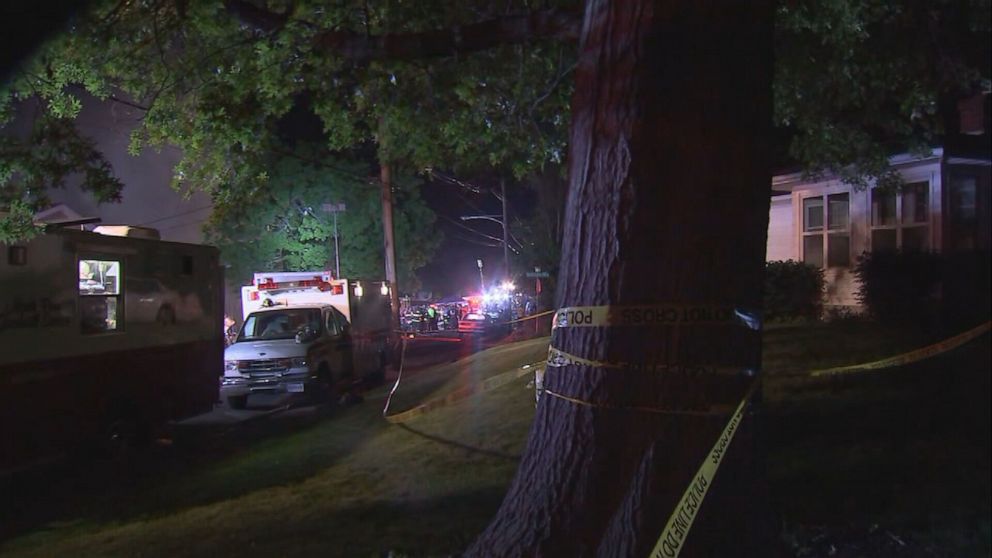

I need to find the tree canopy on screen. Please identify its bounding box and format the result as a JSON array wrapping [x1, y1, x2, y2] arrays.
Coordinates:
[[205, 146, 441, 290], [0, 0, 988, 239]]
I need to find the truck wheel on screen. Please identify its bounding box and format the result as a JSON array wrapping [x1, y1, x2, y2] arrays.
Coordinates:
[[99, 406, 148, 459], [227, 395, 248, 410], [308, 366, 335, 405]]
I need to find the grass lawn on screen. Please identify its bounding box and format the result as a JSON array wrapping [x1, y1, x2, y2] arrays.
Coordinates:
[[0, 323, 988, 557]]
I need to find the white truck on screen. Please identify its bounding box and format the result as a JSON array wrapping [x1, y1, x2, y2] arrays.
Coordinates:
[[1, 226, 223, 470], [221, 271, 392, 409]]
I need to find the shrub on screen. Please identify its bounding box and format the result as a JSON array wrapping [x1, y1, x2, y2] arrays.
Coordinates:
[[764, 260, 825, 321], [854, 250, 942, 324], [940, 251, 991, 329]]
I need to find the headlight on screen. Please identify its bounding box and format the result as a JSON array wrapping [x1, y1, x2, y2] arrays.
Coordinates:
[[224, 360, 240, 373], [291, 357, 308, 368]]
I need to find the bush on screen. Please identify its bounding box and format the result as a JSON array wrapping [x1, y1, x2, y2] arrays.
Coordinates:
[[939, 251, 991, 329], [764, 260, 825, 321], [854, 250, 943, 325]]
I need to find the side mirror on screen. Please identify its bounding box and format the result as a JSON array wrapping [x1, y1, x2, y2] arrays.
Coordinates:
[[295, 326, 318, 344]]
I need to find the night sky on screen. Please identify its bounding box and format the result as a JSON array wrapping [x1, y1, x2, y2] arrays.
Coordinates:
[[418, 175, 532, 298]]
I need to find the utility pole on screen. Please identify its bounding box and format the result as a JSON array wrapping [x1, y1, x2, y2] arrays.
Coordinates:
[[320, 202, 346, 279], [380, 161, 401, 333], [377, 115, 401, 335], [501, 178, 510, 280], [477, 258, 485, 293]]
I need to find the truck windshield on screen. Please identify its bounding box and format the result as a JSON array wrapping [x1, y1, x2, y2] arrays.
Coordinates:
[[238, 309, 322, 341]]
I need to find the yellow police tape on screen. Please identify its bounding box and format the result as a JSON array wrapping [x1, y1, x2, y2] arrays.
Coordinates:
[[502, 309, 556, 325], [552, 305, 741, 329], [551, 304, 761, 330], [382, 349, 546, 424], [380, 317, 990, 555], [809, 320, 990, 377], [646, 320, 991, 557], [546, 346, 745, 377], [649, 381, 759, 558]]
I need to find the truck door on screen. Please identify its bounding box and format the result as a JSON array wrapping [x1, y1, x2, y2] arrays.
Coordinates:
[[323, 308, 354, 378]]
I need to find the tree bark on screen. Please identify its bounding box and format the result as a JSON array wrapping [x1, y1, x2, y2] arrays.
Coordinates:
[[467, 1, 776, 557]]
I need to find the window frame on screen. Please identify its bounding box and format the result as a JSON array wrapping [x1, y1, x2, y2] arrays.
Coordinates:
[[77, 255, 125, 335], [800, 191, 852, 269], [869, 179, 933, 253]]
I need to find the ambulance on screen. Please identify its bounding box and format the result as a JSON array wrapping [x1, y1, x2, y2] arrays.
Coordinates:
[[1, 226, 223, 471], [221, 271, 392, 409]]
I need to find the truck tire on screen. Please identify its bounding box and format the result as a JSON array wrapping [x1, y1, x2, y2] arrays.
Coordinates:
[[99, 403, 148, 459], [308, 365, 335, 405], [227, 395, 248, 410]]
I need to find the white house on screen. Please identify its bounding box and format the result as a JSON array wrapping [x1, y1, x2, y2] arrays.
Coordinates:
[[766, 147, 991, 309]]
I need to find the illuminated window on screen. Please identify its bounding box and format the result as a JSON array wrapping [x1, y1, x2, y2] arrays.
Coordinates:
[[802, 193, 850, 268], [870, 182, 930, 253], [79, 258, 122, 334]]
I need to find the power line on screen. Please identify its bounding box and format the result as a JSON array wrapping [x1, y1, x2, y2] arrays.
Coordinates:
[[139, 204, 213, 226]]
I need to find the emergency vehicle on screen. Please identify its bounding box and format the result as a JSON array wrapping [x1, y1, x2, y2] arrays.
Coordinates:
[[0, 226, 223, 471], [221, 271, 392, 408]]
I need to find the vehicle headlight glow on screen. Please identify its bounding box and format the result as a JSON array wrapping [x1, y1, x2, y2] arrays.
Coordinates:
[[224, 360, 240, 373], [291, 357, 308, 368]]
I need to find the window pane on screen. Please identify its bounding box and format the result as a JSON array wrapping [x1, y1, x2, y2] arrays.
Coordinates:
[[79, 259, 121, 295], [902, 227, 929, 252], [803, 197, 824, 232], [80, 297, 119, 334], [872, 229, 897, 252], [950, 176, 977, 222], [902, 182, 928, 225], [326, 311, 341, 336], [828, 193, 849, 230], [871, 189, 897, 226], [803, 235, 824, 267], [948, 176, 978, 251], [827, 234, 850, 267]]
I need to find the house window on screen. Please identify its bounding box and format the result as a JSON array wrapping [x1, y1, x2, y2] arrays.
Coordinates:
[[870, 181, 930, 252], [948, 175, 977, 251], [802, 193, 850, 268], [79, 258, 122, 334]]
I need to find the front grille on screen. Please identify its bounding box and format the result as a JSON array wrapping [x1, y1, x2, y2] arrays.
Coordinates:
[[239, 358, 289, 377]]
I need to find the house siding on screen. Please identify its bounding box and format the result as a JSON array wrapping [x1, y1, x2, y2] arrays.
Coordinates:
[[765, 154, 957, 310], [766, 195, 795, 261]]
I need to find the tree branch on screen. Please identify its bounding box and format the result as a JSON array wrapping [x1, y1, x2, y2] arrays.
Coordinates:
[[225, 0, 580, 62], [224, 0, 291, 33], [317, 8, 580, 62]]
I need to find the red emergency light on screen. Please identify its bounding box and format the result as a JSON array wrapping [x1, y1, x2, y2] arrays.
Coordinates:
[[254, 276, 343, 294]]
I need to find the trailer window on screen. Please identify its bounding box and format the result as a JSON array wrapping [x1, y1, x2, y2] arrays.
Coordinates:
[[79, 259, 122, 334]]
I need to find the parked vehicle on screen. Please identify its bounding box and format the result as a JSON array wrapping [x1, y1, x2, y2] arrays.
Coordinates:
[[221, 272, 392, 409], [0, 227, 223, 471]]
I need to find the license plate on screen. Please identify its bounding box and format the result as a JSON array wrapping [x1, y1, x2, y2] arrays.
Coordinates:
[[286, 382, 305, 393]]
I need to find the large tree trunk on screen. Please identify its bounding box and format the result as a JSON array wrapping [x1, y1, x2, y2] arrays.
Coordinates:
[[468, 1, 775, 556]]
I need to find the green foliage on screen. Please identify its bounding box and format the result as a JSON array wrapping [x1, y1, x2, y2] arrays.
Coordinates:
[[0, 199, 42, 243], [0, 114, 123, 220], [510, 168, 567, 305], [775, 0, 990, 188], [204, 147, 442, 292], [0, 0, 988, 238], [0, 1, 573, 229], [854, 250, 942, 323], [855, 250, 990, 327], [763, 260, 825, 321]]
